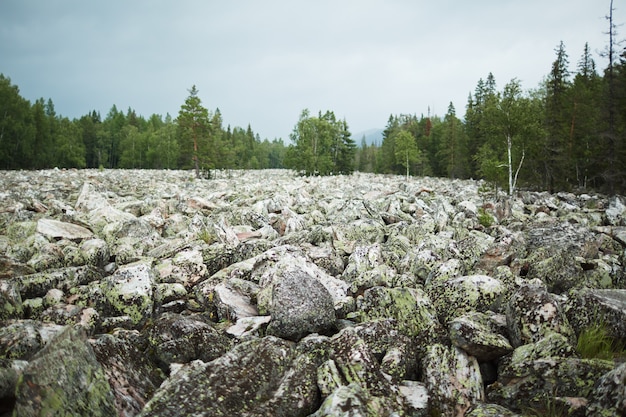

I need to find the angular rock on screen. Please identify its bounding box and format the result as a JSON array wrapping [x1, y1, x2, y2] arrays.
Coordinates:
[[36, 218, 93, 241], [147, 313, 231, 366], [356, 286, 443, 348], [139, 336, 297, 417], [487, 357, 614, 412], [101, 261, 155, 327], [587, 361, 626, 416], [0, 279, 23, 321], [430, 274, 505, 325], [91, 330, 165, 417], [565, 288, 626, 341], [16, 265, 102, 299], [13, 326, 117, 417], [449, 312, 513, 361], [266, 266, 336, 341], [505, 280, 575, 347], [213, 278, 259, 321], [422, 343, 484, 417]]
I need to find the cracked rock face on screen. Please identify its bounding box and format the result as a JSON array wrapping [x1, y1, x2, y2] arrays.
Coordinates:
[[1, 169, 626, 416]]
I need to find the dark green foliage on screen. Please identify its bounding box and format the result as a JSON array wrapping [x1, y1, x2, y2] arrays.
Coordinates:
[[285, 109, 356, 175]]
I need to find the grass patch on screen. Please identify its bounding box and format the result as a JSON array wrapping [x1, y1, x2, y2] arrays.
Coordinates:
[[198, 228, 216, 245], [576, 322, 625, 360]]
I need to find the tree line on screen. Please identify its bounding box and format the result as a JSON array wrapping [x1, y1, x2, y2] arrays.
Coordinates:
[[0, 77, 287, 174], [356, 38, 626, 194], [1, 6, 625, 193]]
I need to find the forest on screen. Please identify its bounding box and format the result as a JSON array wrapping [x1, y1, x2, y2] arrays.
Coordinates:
[[1, 34, 625, 194]]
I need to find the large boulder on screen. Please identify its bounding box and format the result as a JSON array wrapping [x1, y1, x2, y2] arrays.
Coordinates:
[[422, 343, 484, 417], [13, 326, 117, 417], [100, 261, 156, 327], [147, 313, 231, 366], [139, 336, 309, 417], [266, 265, 336, 341], [430, 274, 506, 325], [587, 361, 626, 416], [505, 280, 575, 347], [91, 330, 165, 417]]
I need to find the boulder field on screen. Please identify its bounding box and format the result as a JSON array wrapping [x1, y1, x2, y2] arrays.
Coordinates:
[[1, 168, 625, 416]]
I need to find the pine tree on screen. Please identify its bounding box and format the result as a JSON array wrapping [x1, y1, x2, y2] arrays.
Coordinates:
[[177, 85, 211, 178]]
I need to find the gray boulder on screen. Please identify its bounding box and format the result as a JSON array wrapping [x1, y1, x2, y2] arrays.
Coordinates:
[[266, 266, 336, 341], [91, 330, 165, 417], [505, 280, 575, 347], [13, 326, 117, 417], [147, 313, 231, 366], [422, 343, 484, 417], [449, 312, 513, 362], [139, 336, 302, 417], [587, 361, 626, 416]]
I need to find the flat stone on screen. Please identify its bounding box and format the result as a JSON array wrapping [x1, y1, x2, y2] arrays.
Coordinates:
[[37, 218, 93, 241]]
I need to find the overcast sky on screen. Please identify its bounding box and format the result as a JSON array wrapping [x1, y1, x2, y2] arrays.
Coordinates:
[[0, 1, 620, 141]]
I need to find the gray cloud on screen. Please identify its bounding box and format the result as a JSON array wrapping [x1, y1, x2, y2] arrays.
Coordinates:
[[0, 0, 618, 140]]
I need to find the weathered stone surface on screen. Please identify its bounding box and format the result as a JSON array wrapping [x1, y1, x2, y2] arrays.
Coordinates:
[[0, 279, 23, 321], [488, 357, 614, 412], [587, 361, 626, 416], [430, 274, 505, 325], [423, 343, 484, 417], [356, 286, 443, 348], [266, 266, 336, 341], [100, 261, 155, 327], [13, 326, 117, 417], [449, 312, 513, 361], [91, 330, 165, 417], [505, 280, 575, 347], [147, 313, 230, 366], [138, 336, 298, 417], [36, 218, 93, 241], [565, 288, 626, 341]]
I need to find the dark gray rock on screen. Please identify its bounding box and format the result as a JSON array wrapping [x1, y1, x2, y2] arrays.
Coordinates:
[[91, 330, 165, 417], [147, 313, 231, 366], [587, 361, 626, 416], [13, 326, 117, 417], [266, 266, 336, 341]]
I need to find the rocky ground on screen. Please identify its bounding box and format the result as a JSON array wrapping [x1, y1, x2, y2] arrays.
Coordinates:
[[0, 168, 625, 417]]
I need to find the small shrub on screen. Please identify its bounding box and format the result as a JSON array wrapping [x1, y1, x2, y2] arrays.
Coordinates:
[[477, 208, 494, 228]]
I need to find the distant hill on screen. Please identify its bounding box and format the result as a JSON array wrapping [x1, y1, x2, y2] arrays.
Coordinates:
[[353, 128, 383, 147]]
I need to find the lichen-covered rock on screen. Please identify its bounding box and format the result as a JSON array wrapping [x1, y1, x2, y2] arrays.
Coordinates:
[[341, 244, 398, 294], [430, 274, 505, 325], [449, 312, 513, 361], [13, 326, 117, 417], [356, 286, 443, 348], [316, 327, 411, 415], [465, 403, 520, 417], [564, 288, 626, 341], [16, 265, 102, 299], [91, 329, 165, 417], [36, 218, 94, 241], [422, 343, 484, 417], [487, 357, 614, 412], [0, 279, 23, 321], [138, 336, 297, 417], [0, 320, 65, 360], [587, 361, 626, 416], [147, 313, 231, 366], [70, 238, 110, 267], [101, 261, 155, 327], [506, 331, 576, 366], [505, 280, 575, 347], [40, 303, 100, 334], [266, 266, 336, 341]]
